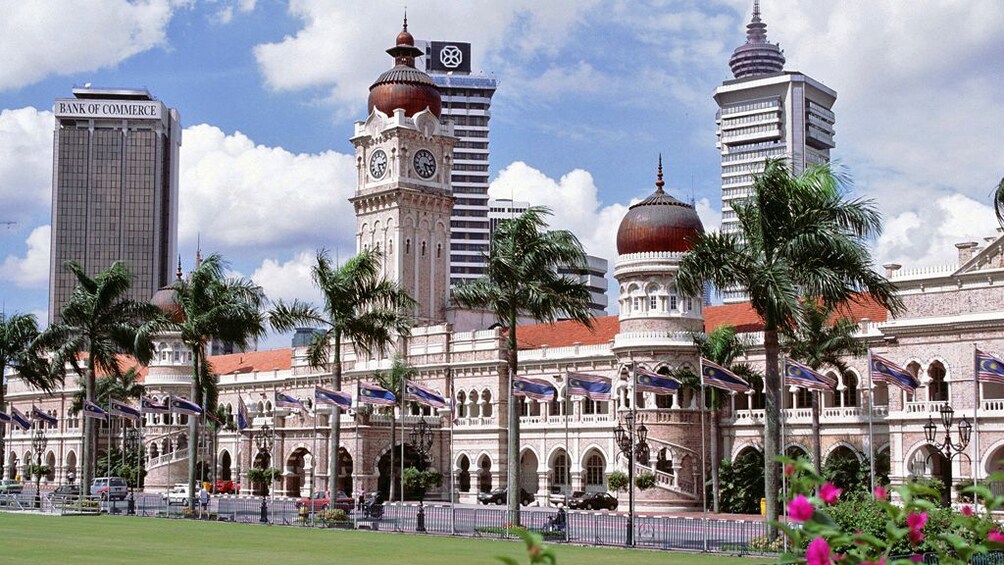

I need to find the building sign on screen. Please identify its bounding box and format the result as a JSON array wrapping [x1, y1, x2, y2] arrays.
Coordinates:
[[54, 99, 164, 120], [431, 75, 497, 89], [427, 41, 471, 73]]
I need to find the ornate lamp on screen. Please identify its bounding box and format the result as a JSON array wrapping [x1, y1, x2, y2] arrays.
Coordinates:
[[923, 417, 937, 443], [939, 403, 954, 429]]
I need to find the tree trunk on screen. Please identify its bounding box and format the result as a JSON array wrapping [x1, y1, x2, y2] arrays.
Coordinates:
[[711, 401, 721, 513], [507, 310, 521, 524], [329, 329, 342, 497], [812, 391, 821, 475], [762, 329, 781, 540], [82, 357, 96, 500], [0, 371, 6, 479], [188, 347, 200, 512]]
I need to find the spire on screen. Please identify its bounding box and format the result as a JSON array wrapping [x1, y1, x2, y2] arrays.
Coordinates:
[[403, 8, 408, 32], [195, 233, 202, 268], [388, 8, 423, 66], [728, 1, 785, 79], [655, 154, 665, 194], [176, 256, 183, 280]]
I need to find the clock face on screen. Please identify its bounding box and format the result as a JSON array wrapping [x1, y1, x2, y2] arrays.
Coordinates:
[[413, 149, 436, 179], [369, 149, 388, 179]]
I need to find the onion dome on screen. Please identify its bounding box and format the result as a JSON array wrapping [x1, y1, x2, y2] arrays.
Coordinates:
[[616, 156, 704, 255], [151, 258, 185, 323], [729, 0, 786, 79], [367, 16, 442, 118]]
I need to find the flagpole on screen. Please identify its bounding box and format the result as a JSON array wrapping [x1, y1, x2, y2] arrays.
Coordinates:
[[780, 355, 788, 555], [699, 358, 709, 553], [973, 344, 981, 510], [867, 350, 876, 494], [400, 379, 406, 505], [312, 399, 317, 525], [563, 375, 570, 544]]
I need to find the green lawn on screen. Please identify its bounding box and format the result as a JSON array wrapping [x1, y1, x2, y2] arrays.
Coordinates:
[[0, 513, 767, 564]]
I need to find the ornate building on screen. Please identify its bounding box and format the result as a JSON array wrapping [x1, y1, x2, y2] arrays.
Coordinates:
[[5, 21, 1004, 512]]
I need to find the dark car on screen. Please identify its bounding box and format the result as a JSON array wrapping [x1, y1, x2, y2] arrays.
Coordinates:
[[50, 484, 81, 503], [568, 491, 618, 511], [477, 488, 534, 506]]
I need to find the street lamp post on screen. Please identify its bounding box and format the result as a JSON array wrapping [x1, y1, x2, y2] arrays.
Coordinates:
[[253, 423, 273, 523], [125, 427, 140, 515], [409, 416, 434, 533], [31, 426, 48, 509], [614, 412, 648, 547], [923, 404, 972, 506]]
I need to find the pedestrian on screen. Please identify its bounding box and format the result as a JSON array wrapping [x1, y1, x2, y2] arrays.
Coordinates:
[[199, 485, 209, 518], [358, 489, 366, 511]]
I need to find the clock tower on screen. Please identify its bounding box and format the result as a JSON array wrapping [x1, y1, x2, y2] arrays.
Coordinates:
[[350, 20, 456, 325]]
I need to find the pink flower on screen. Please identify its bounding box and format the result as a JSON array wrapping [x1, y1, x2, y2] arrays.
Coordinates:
[[910, 554, 923, 563], [873, 485, 888, 500], [961, 505, 974, 517], [784, 463, 796, 476], [819, 482, 842, 505], [789, 495, 815, 522], [906, 512, 927, 546], [806, 537, 832, 565], [988, 529, 1004, 543]]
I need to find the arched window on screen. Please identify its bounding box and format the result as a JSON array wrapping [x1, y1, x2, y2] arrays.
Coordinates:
[[406, 239, 411, 254], [552, 451, 569, 486], [843, 372, 858, 407], [456, 392, 467, 418], [928, 362, 948, 402], [421, 241, 427, 256], [905, 362, 921, 403], [481, 391, 493, 417], [796, 387, 812, 409], [585, 452, 605, 487]]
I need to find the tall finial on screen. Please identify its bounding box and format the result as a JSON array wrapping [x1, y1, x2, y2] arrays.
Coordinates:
[[195, 233, 202, 268], [655, 154, 665, 193], [176, 255, 183, 280], [403, 8, 408, 32], [753, 0, 761, 21]]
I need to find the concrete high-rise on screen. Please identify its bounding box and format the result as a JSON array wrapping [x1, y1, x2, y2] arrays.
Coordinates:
[[49, 87, 181, 321], [714, 2, 836, 302], [416, 40, 498, 287]]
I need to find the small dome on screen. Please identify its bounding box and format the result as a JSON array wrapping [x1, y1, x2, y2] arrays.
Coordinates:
[[151, 285, 184, 323], [367, 18, 441, 118], [616, 157, 704, 255]]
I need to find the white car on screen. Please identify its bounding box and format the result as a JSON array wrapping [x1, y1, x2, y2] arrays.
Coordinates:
[[164, 484, 190, 505]]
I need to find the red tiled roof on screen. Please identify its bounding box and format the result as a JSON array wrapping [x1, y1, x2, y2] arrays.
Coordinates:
[[209, 348, 293, 375], [515, 316, 619, 349]]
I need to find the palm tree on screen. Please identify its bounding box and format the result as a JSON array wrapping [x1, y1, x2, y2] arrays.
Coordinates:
[[372, 357, 415, 500], [684, 325, 759, 513], [68, 366, 145, 414], [676, 159, 902, 536], [270, 248, 414, 500], [0, 311, 57, 479], [37, 261, 161, 494], [781, 300, 864, 474], [994, 176, 1004, 226], [167, 253, 267, 511], [451, 206, 594, 521]]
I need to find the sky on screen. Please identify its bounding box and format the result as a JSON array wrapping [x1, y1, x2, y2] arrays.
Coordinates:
[[1, 0, 1002, 350]]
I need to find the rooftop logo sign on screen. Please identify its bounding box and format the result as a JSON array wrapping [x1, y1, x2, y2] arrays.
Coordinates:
[[428, 42, 471, 74]]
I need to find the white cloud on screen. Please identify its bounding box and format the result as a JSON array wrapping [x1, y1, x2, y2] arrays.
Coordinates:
[[0, 108, 55, 219], [250, 251, 322, 307], [694, 198, 721, 234], [1, 225, 50, 288], [177, 124, 357, 256], [0, 0, 177, 91]]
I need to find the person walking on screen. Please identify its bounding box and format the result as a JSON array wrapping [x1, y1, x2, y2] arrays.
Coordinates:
[[199, 485, 209, 518]]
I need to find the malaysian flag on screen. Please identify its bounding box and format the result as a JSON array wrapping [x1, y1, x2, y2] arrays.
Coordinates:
[[32, 406, 58, 427], [10, 406, 31, 430], [512, 376, 557, 402], [870, 354, 919, 392], [701, 359, 752, 393], [405, 381, 447, 409], [784, 359, 831, 391], [358, 383, 397, 406], [141, 396, 170, 414], [82, 401, 107, 420], [275, 392, 306, 413], [566, 372, 611, 401], [635, 368, 682, 394], [0, 411, 9, 424], [109, 400, 141, 422], [977, 349, 1004, 386], [315, 386, 352, 410], [237, 395, 250, 431], [170, 396, 203, 416]]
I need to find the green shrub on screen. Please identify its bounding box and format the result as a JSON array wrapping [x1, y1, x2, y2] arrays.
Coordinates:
[[607, 471, 628, 494], [634, 472, 656, 491], [317, 508, 348, 525], [718, 451, 765, 514]]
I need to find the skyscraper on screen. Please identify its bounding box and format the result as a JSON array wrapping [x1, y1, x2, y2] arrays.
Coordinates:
[[416, 40, 498, 287], [49, 87, 181, 321], [714, 2, 836, 302]]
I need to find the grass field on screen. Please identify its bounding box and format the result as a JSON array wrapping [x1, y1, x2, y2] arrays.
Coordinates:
[[0, 513, 767, 564]]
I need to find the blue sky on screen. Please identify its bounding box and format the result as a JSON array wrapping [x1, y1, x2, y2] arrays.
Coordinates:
[[1, 1, 1003, 349]]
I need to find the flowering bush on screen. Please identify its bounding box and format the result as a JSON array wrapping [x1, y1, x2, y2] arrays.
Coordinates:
[[777, 456, 1004, 565]]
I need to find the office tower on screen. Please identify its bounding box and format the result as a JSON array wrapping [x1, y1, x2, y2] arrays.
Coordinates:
[[49, 87, 181, 321], [489, 198, 608, 317], [416, 40, 498, 287], [714, 2, 836, 302]]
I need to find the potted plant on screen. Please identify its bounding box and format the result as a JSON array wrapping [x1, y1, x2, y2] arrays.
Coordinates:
[[402, 466, 443, 532]]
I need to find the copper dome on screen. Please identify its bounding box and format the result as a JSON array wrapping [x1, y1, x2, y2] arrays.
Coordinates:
[[367, 19, 441, 118], [616, 157, 704, 255], [151, 261, 185, 323]]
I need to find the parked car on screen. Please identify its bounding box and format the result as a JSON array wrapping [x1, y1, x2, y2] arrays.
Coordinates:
[[568, 491, 618, 511], [477, 488, 534, 506], [164, 483, 190, 505], [50, 484, 81, 504], [295, 491, 354, 512], [213, 479, 238, 494], [0, 479, 23, 494], [90, 477, 128, 501], [549, 489, 583, 507]]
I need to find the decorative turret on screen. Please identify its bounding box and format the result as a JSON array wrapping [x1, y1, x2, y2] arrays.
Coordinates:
[[367, 15, 442, 118], [728, 1, 786, 79], [616, 156, 704, 255]]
